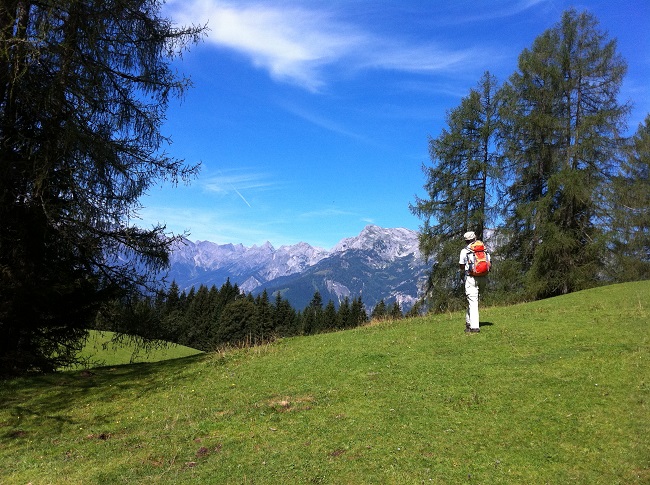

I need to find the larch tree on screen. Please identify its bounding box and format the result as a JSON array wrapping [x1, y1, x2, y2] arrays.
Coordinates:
[[410, 72, 502, 313], [499, 9, 629, 299], [607, 114, 650, 281], [0, 1, 204, 376]]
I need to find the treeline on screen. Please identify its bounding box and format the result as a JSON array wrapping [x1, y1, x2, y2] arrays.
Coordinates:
[[410, 9, 649, 313], [98, 280, 407, 351]]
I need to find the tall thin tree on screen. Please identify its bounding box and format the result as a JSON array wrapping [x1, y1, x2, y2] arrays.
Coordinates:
[[410, 72, 502, 312]]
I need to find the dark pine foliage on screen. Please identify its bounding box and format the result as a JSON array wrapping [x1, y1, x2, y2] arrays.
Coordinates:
[[101, 281, 378, 352], [0, 1, 204, 376]]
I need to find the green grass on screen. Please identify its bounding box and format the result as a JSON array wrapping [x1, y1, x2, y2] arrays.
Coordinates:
[[1, 281, 648, 484], [72, 330, 203, 368]]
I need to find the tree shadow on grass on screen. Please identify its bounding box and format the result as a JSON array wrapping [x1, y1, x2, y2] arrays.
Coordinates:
[[1, 353, 208, 438]]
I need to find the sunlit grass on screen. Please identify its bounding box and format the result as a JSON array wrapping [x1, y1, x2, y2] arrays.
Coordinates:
[[1, 281, 648, 484], [73, 330, 203, 368]]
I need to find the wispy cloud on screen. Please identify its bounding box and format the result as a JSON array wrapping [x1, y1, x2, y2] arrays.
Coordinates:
[[436, 0, 551, 25], [166, 0, 490, 92], [278, 101, 368, 141], [139, 192, 378, 247], [202, 169, 273, 193], [298, 208, 358, 220], [137, 203, 288, 246], [168, 0, 362, 91], [357, 42, 477, 73], [200, 168, 277, 207]]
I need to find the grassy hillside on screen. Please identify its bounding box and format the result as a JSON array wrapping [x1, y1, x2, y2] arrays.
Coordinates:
[[1, 281, 648, 484], [72, 330, 203, 368]]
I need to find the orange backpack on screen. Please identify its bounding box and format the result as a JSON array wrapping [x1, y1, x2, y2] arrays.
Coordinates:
[[468, 240, 491, 277]]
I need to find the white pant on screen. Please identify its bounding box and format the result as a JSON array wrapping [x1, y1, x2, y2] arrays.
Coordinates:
[[465, 276, 486, 330]]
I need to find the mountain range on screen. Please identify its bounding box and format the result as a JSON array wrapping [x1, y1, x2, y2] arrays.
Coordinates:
[[166, 225, 429, 312]]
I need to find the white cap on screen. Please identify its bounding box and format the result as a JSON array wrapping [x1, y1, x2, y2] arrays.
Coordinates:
[[463, 231, 476, 241]]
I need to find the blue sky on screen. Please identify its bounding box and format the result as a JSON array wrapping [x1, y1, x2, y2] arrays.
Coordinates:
[[139, 0, 650, 249]]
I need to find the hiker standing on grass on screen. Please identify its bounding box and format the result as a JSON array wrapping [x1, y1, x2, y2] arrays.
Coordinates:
[[459, 231, 491, 334]]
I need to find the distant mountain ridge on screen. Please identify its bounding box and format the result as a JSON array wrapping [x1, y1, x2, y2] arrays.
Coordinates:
[[167, 225, 429, 311]]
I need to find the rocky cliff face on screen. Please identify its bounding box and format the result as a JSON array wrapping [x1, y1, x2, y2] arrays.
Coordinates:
[[167, 225, 428, 311]]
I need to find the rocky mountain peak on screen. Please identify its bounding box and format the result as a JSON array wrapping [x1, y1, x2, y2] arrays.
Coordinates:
[[166, 225, 427, 311], [332, 224, 420, 260]]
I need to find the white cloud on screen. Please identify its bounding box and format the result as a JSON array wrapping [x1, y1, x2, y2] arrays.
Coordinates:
[[201, 169, 274, 195], [166, 0, 488, 91], [167, 0, 362, 91]]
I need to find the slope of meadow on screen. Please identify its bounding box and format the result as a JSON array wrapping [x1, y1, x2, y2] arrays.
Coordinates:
[[1, 281, 648, 484], [73, 331, 203, 368]]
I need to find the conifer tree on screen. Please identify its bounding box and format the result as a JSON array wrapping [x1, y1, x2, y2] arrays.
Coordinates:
[[371, 300, 387, 321], [499, 9, 628, 298], [273, 292, 299, 337], [607, 115, 650, 281], [410, 72, 502, 312], [323, 300, 338, 331], [166, 282, 181, 313], [161, 281, 185, 343], [350, 296, 368, 327], [0, 1, 204, 375], [337, 297, 351, 329], [185, 285, 213, 350], [389, 301, 403, 320], [255, 290, 274, 342], [217, 298, 257, 347], [303, 291, 323, 335]]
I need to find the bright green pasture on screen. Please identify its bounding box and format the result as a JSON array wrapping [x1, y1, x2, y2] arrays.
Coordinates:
[[1, 281, 648, 484], [73, 330, 203, 368]]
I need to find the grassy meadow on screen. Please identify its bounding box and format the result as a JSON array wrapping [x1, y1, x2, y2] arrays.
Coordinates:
[[1, 281, 648, 484], [71, 330, 203, 368]]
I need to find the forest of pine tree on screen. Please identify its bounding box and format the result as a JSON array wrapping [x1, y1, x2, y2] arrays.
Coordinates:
[[97, 280, 380, 351]]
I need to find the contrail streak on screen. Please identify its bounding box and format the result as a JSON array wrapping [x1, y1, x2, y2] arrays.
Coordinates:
[[218, 169, 252, 208], [233, 187, 251, 207]]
